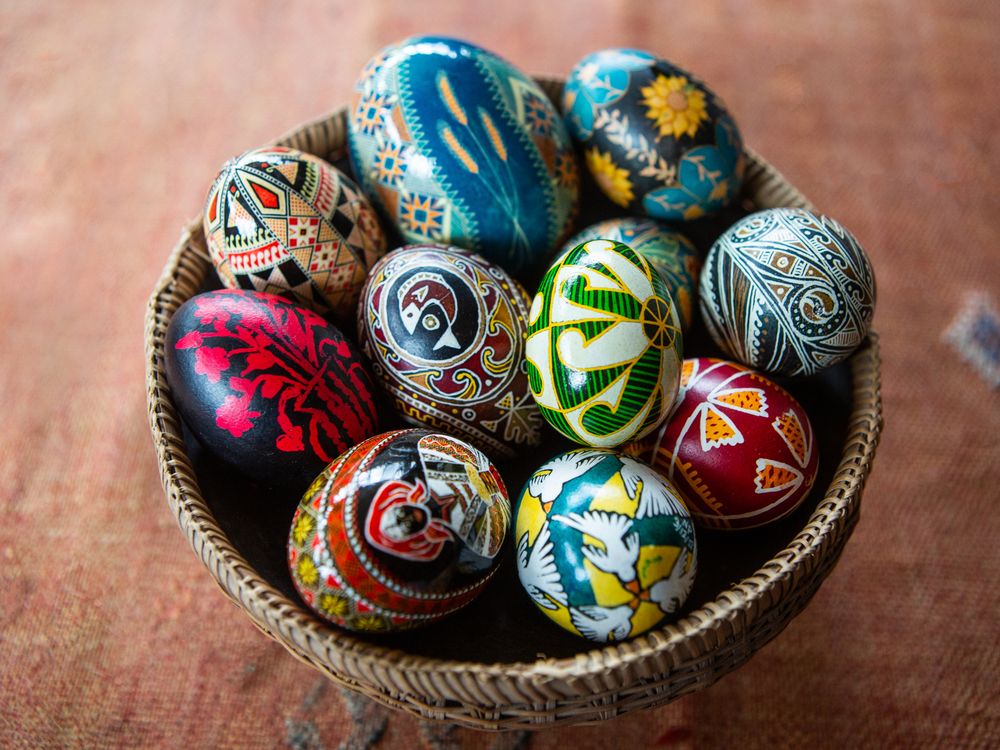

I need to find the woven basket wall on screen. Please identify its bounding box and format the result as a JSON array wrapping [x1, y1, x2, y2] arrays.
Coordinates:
[[144, 79, 883, 730]]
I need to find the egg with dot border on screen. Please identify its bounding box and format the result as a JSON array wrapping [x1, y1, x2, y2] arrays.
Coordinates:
[[288, 429, 510, 632]]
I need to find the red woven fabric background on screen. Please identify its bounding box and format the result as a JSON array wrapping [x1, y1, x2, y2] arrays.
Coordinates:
[[2, 1, 998, 747]]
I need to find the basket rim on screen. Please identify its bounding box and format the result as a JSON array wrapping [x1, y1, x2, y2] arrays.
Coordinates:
[[144, 78, 883, 710]]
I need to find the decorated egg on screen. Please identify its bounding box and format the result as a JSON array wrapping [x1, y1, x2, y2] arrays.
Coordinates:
[[203, 146, 386, 318], [347, 36, 579, 275], [164, 290, 378, 487], [700, 208, 877, 376], [526, 238, 683, 447], [358, 244, 542, 457], [565, 217, 702, 331], [644, 358, 819, 530], [563, 48, 744, 221], [514, 448, 696, 642], [287, 429, 510, 631]]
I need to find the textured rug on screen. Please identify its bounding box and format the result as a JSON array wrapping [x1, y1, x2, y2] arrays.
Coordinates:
[[1, 0, 999, 747]]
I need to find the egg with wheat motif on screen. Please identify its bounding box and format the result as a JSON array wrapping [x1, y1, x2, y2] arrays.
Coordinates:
[[347, 36, 579, 275]]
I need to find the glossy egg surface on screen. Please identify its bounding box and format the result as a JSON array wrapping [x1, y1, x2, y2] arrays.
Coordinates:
[[526, 238, 683, 447], [563, 48, 743, 221], [288, 429, 510, 631], [700, 208, 876, 376], [164, 290, 378, 488], [565, 217, 701, 331], [203, 147, 386, 317], [347, 36, 579, 275], [645, 358, 819, 529], [515, 448, 696, 642], [358, 244, 541, 457]]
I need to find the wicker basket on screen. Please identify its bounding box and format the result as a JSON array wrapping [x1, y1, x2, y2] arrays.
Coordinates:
[[144, 79, 882, 730]]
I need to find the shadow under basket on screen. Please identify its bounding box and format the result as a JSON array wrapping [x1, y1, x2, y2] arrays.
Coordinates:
[[144, 79, 882, 730]]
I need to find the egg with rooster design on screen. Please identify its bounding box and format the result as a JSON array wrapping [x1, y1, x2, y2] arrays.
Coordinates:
[[287, 429, 510, 632], [164, 290, 378, 488]]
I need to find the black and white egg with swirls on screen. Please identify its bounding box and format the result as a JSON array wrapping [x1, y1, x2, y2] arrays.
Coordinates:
[[699, 208, 876, 377]]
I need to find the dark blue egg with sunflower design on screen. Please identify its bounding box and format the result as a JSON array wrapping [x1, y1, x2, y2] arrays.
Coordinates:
[[563, 48, 745, 222], [347, 36, 580, 276]]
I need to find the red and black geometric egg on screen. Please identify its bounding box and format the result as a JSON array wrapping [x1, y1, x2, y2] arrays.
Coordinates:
[[164, 289, 379, 488]]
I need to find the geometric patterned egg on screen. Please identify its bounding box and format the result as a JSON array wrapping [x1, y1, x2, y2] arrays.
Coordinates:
[[700, 208, 877, 377], [287, 429, 510, 632], [526, 239, 683, 448], [347, 36, 579, 276], [644, 358, 819, 530], [203, 147, 386, 318], [357, 244, 542, 458], [563, 48, 744, 221], [163, 290, 379, 489], [514, 448, 696, 642], [565, 217, 702, 331]]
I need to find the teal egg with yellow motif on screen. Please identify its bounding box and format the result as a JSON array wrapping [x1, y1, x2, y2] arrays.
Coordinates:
[[525, 238, 683, 447], [565, 217, 702, 332], [514, 448, 697, 642], [563, 48, 744, 221], [347, 36, 580, 276]]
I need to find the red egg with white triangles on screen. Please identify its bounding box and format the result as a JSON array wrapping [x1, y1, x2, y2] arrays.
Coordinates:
[[644, 358, 818, 530]]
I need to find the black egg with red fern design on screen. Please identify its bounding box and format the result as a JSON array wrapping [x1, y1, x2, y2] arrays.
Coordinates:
[[164, 289, 379, 488]]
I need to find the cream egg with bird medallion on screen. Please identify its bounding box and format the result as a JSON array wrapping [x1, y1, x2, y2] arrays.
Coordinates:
[[358, 244, 542, 458]]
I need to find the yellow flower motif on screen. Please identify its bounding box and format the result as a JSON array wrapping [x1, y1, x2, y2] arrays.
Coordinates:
[[296, 556, 319, 586], [292, 512, 314, 547], [640, 75, 709, 139], [586, 148, 634, 207], [319, 593, 350, 619], [353, 614, 389, 632]]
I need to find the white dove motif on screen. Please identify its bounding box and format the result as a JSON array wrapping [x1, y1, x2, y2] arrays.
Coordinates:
[[619, 455, 681, 519], [552, 510, 640, 583], [529, 452, 605, 508], [516, 522, 567, 610], [569, 604, 634, 642], [647, 550, 696, 615]]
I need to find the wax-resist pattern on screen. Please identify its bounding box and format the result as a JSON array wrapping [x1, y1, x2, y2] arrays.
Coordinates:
[[563, 48, 744, 221], [565, 217, 701, 331], [359, 245, 542, 457], [288, 430, 509, 632], [164, 290, 378, 487], [700, 208, 876, 376], [644, 358, 819, 530], [515, 449, 696, 642], [525, 239, 683, 447], [203, 147, 386, 318], [347, 36, 579, 275]]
